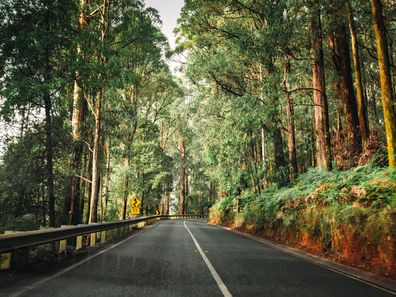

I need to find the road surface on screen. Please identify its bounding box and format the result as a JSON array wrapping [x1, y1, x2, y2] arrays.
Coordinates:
[[2, 220, 395, 297]]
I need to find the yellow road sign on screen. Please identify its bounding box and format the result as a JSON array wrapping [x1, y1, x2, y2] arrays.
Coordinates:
[[156, 209, 160, 215], [130, 207, 140, 215], [130, 196, 141, 208]]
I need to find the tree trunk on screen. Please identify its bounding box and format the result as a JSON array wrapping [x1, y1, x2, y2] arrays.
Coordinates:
[[120, 177, 128, 220], [88, 88, 102, 223], [347, 0, 370, 147], [88, 0, 109, 223], [84, 146, 93, 224], [264, 60, 288, 184], [42, 5, 56, 227], [273, 127, 287, 172], [43, 92, 56, 227], [103, 141, 111, 220], [311, 3, 332, 171], [179, 139, 186, 215], [79, 148, 88, 223], [371, 0, 396, 167], [164, 192, 170, 215], [328, 0, 362, 163], [141, 173, 145, 215], [99, 174, 104, 222], [185, 172, 189, 199], [121, 154, 130, 220], [65, 0, 89, 225], [41, 183, 47, 227], [95, 173, 101, 221], [283, 61, 298, 179]]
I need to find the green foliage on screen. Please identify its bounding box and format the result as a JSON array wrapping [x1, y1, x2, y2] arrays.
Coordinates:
[[210, 164, 396, 247], [0, 118, 70, 228]]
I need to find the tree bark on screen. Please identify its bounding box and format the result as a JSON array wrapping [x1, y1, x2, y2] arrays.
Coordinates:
[[164, 192, 170, 215], [79, 148, 88, 223], [103, 141, 111, 220], [185, 172, 189, 199], [65, 0, 89, 225], [44, 92, 55, 227], [347, 0, 370, 147], [179, 139, 186, 215], [328, 0, 362, 162], [88, 88, 103, 223], [283, 61, 298, 179], [264, 60, 288, 184], [371, 0, 396, 167], [88, 0, 108, 223], [311, 3, 332, 171], [121, 154, 130, 220], [273, 128, 286, 172], [84, 146, 93, 224]]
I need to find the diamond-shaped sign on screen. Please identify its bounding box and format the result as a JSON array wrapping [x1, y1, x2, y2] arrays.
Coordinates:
[[130, 196, 141, 208]]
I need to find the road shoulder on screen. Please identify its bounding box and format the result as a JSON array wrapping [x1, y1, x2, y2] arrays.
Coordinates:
[[208, 222, 396, 295]]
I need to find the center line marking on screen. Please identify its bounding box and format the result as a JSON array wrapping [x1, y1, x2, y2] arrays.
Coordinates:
[[184, 220, 233, 297]]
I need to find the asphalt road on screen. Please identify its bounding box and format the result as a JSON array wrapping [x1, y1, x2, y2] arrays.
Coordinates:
[[2, 220, 395, 297]]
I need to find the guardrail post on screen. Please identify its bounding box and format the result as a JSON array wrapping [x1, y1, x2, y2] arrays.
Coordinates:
[[58, 225, 70, 254], [1, 230, 18, 270], [90, 233, 97, 247], [0, 252, 11, 270], [59, 240, 67, 254], [75, 224, 85, 251], [76, 235, 82, 250], [100, 231, 106, 243]]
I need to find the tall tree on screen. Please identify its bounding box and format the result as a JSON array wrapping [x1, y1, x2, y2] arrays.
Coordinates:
[[66, 0, 87, 225], [283, 60, 298, 179], [311, 2, 332, 171], [347, 0, 370, 147], [179, 138, 186, 215], [371, 0, 396, 167], [88, 0, 109, 223], [328, 0, 362, 164]]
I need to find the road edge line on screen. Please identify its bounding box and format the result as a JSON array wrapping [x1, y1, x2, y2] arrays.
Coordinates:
[[207, 222, 396, 296], [9, 223, 157, 297], [183, 221, 233, 297]]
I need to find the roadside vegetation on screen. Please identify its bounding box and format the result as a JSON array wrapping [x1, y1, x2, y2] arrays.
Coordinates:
[[210, 163, 396, 275]]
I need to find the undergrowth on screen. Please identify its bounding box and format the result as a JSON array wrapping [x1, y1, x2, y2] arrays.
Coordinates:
[[210, 164, 396, 276]]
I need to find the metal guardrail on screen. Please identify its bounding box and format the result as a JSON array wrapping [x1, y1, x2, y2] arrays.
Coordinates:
[[0, 214, 206, 254]]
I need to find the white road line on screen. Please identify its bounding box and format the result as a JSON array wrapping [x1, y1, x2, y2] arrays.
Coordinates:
[[183, 220, 233, 297], [9, 224, 157, 297]]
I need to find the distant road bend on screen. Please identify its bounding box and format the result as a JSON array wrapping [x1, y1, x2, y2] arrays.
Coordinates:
[[3, 220, 395, 297]]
